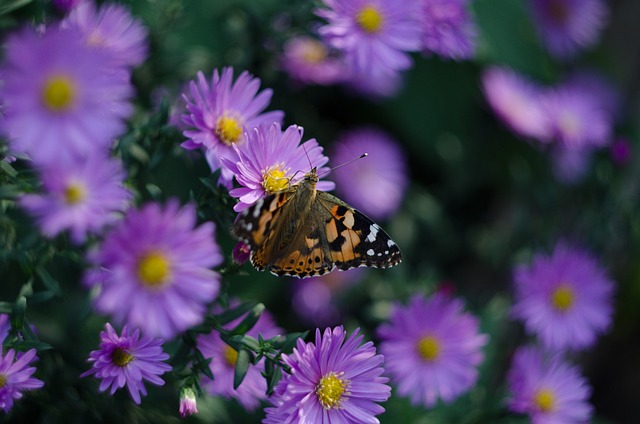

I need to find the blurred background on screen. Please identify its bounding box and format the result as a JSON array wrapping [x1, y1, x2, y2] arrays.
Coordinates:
[[1, 0, 640, 422]]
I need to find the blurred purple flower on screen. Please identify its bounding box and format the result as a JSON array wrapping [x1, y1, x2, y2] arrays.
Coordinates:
[[263, 326, 390, 423], [511, 242, 614, 352], [0, 348, 44, 412], [52, 0, 84, 13], [84, 201, 223, 339], [61, 0, 148, 68], [316, 0, 422, 95], [421, 0, 478, 60], [330, 127, 408, 220], [610, 137, 632, 166], [220, 123, 334, 212], [0, 26, 133, 164], [181, 67, 284, 188], [377, 293, 488, 407], [281, 36, 345, 86], [550, 145, 592, 184], [179, 387, 198, 418], [529, 0, 608, 59], [542, 79, 614, 150], [482, 67, 552, 141], [197, 306, 282, 411], [81, 323, 171, 405], [20, 154, 131, 244], [0, 314, 9, 345], [291, 268, 365, 327], [507, 346, 592, 423]]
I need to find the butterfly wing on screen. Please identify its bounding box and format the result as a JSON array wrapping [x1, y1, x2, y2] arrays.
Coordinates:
[[233, 190, 297, 271], [315, 191, 402, 271]]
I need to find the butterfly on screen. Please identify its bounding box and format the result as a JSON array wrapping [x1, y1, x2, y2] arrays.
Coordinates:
[[233, 167, 401, 278]]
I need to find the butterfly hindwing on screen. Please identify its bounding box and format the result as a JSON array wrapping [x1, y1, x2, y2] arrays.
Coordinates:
[[316, 192, 401, 271]]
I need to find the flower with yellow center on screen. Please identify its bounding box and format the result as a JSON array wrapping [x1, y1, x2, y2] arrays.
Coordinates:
[[64, 182, 86, 205], [301, 40, 329, 64], [356, 5, 384, 34], [550, 284, 575, 312], [223, 345, 239, 367], [112, 348, 135, 367], [215, 115, 243, 146], [316, 371, 349, 410], [41, 75, 77, 112], [533, 388, 556, 412], [416, 335, 441, 362], [137, 251, 171, 288], [262, 164, 290, 194]]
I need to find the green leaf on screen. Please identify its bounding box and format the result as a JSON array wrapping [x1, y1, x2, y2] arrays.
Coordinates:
[[0, 160, 17, 178], [11, 296, 26, 330], [11, 340, 53, 352], [0, 0, 32, 15], [222, 334, 260, 352], [36, 268, 62, 296], [0, 302, 12, 314], [213, 301, 258, 326], [227, 303, 264, 336], [277, 331, 308, 354], [233, 349, 251, 389]]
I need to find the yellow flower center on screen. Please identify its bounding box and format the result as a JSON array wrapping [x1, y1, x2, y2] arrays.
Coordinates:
[[416, 335, 441, 361], [64, 182, 86, 205], [356, 5, 384, 34], [42, 75, 76, 112], [316, 372, 348, 410], [262, 164, 290, 193], [137, 251, 171, 288], [302, 40, 328, 64], [551, 284, 575, 312], [215, 116, 243, 145], [0, 374, 6, 388], [223, 345, 239, 367], [112, 348, 134, 367], [533, 388, 556, 412]]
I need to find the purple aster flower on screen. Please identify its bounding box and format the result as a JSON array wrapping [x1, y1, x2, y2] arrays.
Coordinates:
[[292, 268, 365, 327], [529, 0, 608, 59], [81, 323, 171, 405], [421, 0, 478, 60], [19, 154, 131, 244], [541, 80, 614, 150], [330, 127, 408, 221], [232, 241, 251, 265], [197, 307, 283, 411], [220, 123, 334, 212], [263, 326, 390, 423], [507, 346, 592, 423], [482, 67, 552, 141], [0, 314, 9, 345], [84, 200, 223, 339], [550, 145, 592, 184], [61, 0, 149, 68], [281, 36, 345, 86], [511, 242, 614, 352], [181, 67, 284, 188], [316, 0, 422, 91], [0, 26, 133, 164], [377, 293, 488, 407], [179, 386, 199, 417], [0, 348, 44, 412]]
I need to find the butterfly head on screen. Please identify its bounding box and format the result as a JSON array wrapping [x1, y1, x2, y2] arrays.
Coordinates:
[[303, 167, 319, 184]]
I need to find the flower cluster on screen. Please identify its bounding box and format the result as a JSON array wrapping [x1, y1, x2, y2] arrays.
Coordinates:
[[279, 0, 478, 97], [482, 67, 619, 182]]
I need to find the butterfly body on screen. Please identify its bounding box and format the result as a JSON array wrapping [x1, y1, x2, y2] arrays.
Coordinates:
[[233, 168, 402, 278]]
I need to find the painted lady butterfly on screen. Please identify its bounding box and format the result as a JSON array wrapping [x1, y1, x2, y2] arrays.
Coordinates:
[[233, 167, 402, 278]]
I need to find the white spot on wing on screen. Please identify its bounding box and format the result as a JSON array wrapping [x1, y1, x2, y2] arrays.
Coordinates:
[[246, 223, 253, 231], [367, 224, 380, 243], [367, 249, 375, 256], [252, 199, 264, 218], [387, 239, 396, 247]]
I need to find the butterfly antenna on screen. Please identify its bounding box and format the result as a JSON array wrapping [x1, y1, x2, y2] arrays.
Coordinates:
[[302, 142, 314, 170], [317, 153, 368, 179]]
